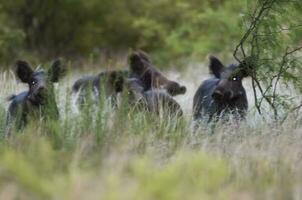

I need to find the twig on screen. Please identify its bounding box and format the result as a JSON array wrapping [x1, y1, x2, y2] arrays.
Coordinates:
[[272, 46, 302, 107], [233, 0, 275, 62], [280, 101, 302, 124]]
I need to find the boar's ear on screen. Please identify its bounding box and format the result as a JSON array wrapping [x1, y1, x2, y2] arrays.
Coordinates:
[[165, 81, 187, 96], [238, 56, 254, 78], [129, 51, 147, 73], [137, 50, 151, 63], [209, 56, 224, 78], [15, 60, 33, 83], [49, 59, 66, 82]]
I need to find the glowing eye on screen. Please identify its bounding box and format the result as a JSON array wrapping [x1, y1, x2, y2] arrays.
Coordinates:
[[232, 77, 238, 81], [31, 81, 36, 85]]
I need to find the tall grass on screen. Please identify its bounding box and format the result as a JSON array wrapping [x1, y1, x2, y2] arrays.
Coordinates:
[[0, 67, 301, 200]]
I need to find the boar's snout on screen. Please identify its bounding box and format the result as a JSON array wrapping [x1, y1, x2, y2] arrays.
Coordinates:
[[212, 89, 233, 101], [212, 90, 224, 100]]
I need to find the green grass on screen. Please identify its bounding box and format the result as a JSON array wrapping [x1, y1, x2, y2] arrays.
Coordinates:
[[0, 69, 301, 200]]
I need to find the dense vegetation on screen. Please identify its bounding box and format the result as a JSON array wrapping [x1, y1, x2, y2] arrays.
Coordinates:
[[0, 0, 301, 199]]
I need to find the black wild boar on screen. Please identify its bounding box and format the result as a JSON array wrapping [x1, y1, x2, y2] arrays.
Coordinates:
[[126, 78, 183, 117], [6, 59, 65, 132], [129, 51, 187, 96], [72, 70, 128, 108], [193, 56, 252, 123]]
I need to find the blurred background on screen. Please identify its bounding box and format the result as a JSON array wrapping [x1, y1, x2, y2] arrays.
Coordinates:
[[0, 0, 247, 69]]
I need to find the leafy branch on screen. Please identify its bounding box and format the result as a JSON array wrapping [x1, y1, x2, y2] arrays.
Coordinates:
[[234, 0, 302, 121]]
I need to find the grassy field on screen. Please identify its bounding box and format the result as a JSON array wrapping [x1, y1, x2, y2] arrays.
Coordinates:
[[0, 62, 301, 200]]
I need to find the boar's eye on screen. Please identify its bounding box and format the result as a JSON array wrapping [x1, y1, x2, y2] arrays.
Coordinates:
[[231, 77, 240, 81], [31, 80, 37, 86]]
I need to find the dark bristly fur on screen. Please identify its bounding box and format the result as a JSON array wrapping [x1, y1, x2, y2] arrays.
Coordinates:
[[72, 70, 128, 108], [129, 50, 186, 96], [126, 78, 183, 117], [193, 56, 252, 124]]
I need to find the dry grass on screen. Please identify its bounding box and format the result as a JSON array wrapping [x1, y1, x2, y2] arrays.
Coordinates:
[[0, 62, 301, 200]]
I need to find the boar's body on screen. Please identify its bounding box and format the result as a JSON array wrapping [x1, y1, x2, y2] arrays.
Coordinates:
[[7, 91, 60, 130], [126, 78, 183, 117], [7, 91, 30, 129], [143, 90, 183, 117], [72, 70, 127, 108], [193, 78, 248, 122]]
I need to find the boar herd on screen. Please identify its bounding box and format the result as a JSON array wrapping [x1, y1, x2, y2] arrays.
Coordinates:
[[5, 50, 252, 134]]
